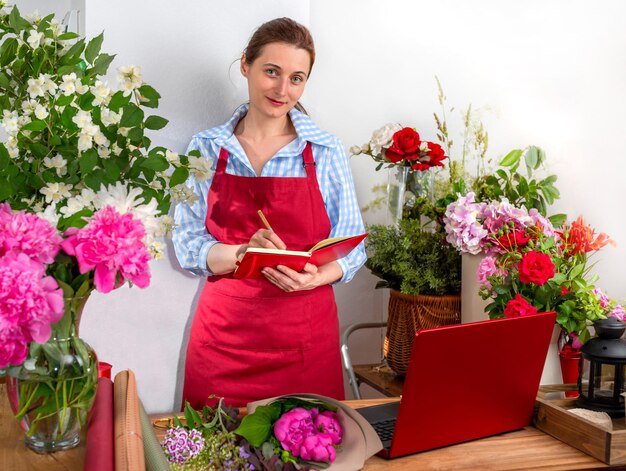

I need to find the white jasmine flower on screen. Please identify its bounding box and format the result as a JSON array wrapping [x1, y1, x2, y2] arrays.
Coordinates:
[[77, 133, 93, 152], [26, 30, 44, 49], [48, 19, 63, 37], [75, 82, 88, 95], [59, 73, 77, 96], [38, 203, 60, 227], [41, 74, 57, 95], [116, 65, 143, 96], [97, 146, 111, 159], [25, 11, 41, 23], [72, 110, 92, 129], [43, 37, 53, 46], [148, 240, 166, 260], [149, 179, 163, 190], [6, 136, 18, 159], [165, 150, 180, 166], [94, 132, 109, 147], [171, 184, 199, 205], [188, 155, 212, 182], [27, 77, 45, 98], [34, 104, 48, 120], [21, 99, 38, 115], [59, 197, 86, 218], [78, 188, 97, 208], [1, 110, 19, 136], [90, 80, 111, 106], [369, 123, 402, 155], [100, 108, 121, 127], [111, 142, 122, 156], [118, 127, 130, 137], [40, 182, 73, 203], [43, 154, 67, 176], [17, 115, 32, 127], [83, 123, 100, 137]]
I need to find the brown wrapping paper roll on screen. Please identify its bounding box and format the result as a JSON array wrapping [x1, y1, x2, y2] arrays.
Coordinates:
[[114, 370, 145, 471], [84, 377, 114, 471]]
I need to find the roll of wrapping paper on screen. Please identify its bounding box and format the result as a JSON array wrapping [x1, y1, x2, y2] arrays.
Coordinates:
[[83, 377, 114, 471], [114, 370, 145, 471], [139, 399, 171, 471]]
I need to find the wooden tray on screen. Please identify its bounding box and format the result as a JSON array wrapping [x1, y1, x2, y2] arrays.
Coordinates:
[[534, 384, 626, 465]]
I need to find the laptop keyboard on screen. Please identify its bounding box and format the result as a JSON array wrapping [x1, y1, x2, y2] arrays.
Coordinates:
[[372, 417, 396, 443]]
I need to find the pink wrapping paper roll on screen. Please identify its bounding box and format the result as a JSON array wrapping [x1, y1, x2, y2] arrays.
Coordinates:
[[84, 377, 114, 471]]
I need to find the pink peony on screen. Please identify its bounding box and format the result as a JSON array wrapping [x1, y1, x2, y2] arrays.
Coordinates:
[[61, 206, 151, 293], [0, 204, 62, 264], [299, 433, 336, 462], [314, 410, 343, 445], [273, 407, 316, 456], [0, 252, 64, 368]]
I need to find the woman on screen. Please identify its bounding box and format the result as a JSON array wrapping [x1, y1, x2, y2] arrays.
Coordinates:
[[173, 17, 366, 408]]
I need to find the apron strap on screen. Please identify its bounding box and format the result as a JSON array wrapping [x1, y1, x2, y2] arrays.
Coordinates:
[[302, 142, 316, 179], [215, 147, 229, 175]]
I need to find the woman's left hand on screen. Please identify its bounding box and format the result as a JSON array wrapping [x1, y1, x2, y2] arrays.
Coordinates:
[[262, 263, 326, 292]]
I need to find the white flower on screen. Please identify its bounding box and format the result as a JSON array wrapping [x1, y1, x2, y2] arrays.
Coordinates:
[[93, 132, 109, 147], [6, 136, 18, 159], [34, 104, 48, 120], [97, 146, 111, 159], [38, 203, 60, 227], [43, 154, 67, 176], [17, 115, 32, 127], [40, 182, 73, 203], [79, 188, 97, 208], [1, 110, 19, 136], [48, 19, 63, 37], [72, 110, 92, 129], [77, 133, 93, 151], [25, 11, 41, 23], [21, 99, 38, 115], [165, 150, 180, 166], [369, 123, 402, 155], [59, 73, 77, 96], [171, 184, 200, 206], [349, 145, 362, 155], [27, 77, 46, 98], [149, 179, 163, 190], [41, 74, 57, 95], [111, 142, 122, 156], [100, 108, 121, 127], [90, 80, 111, 106], [26, 30, 44, 49], [118, 127, 130, 137], [59, 197, 86, 218], [188, 155, 212, 182], [148, 240, 166, 260], [75, 82, 89, 95], [117, 65, 143, 96]]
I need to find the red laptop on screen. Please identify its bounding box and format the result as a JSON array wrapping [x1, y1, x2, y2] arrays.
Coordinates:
[[356, 311, 556, 458]]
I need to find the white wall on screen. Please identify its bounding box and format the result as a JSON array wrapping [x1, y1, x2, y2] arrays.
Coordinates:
[[12, 0, 626, 411]]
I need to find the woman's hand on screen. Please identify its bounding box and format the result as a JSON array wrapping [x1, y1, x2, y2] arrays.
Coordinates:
[[262, 261, 343, 292], [236, 229, 287, 261]]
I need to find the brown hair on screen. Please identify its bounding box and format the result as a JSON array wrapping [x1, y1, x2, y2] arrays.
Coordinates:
[[243, 17, 315, 114]]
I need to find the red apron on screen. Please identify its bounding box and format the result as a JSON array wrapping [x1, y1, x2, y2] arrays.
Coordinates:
[[182, 142, 345, 408]]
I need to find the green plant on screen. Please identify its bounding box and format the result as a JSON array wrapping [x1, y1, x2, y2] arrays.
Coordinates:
[[365, 218, 461, 296]]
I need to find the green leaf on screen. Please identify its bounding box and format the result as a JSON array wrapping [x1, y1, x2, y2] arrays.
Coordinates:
[[79, 149, 99, 173], [137, 84, 161, 101], [140, 154, 168, 172], [108, 91, 130, 112], [499, 149, 522, 167], [169, 167, 189, 187], [85, 31, 104, 64], [0, 37, 18, 67], [0, 71, 10, 88], [57, 32, 80, 40], [102, 159, 121, 180], [120, 104, 144, 128], [8, 6, 31, 32], [59, 209, 92, 231], [548, 213, 567, 227], [127, 127, 143, 143], [234, 403, 281, 446], [0, 144, 9, 170], [55, 94, 75, 107], [144, 115, 168, 130], [86, 53, 115, 77], [525, 146, 539, 172], [22, 120, 48, 132], [59, 39, 86, 66], [29, 143, 48, 159]]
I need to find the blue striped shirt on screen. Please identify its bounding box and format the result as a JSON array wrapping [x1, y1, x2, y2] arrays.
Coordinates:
[[172, 104, 366, 283]]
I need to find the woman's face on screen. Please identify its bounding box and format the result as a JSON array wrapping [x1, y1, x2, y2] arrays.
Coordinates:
[[241, 42, 311, 120]]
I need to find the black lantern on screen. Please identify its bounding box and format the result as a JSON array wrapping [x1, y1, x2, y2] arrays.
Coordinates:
[[577, 318, 626, 417]]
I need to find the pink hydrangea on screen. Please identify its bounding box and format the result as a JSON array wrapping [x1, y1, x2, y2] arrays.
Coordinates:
[[61, 206, 151, 294], [609, 305, 625, 321], [443, 193, 488, 254], [0, 203, 62, 264], [593, 288, 610, 309], [0, 252, 64, 368]]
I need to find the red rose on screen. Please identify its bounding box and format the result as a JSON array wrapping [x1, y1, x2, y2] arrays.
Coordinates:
[[504, 294, 538, 318], [497, 230, 531, 250], [560, 286, 569, 296], [425, 142, 447, 167], [518, 250, 554, 285], [385, 128, 421, 163]]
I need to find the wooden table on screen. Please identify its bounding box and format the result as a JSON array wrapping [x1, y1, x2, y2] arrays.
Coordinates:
[[354, 363, 404, 397], [0, 382, 617, 470]]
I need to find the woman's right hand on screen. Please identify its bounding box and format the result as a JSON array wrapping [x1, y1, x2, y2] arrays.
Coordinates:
[[236, 229, 287, 261]]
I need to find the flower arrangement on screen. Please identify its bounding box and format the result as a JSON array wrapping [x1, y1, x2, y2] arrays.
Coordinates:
[[444, 192, 620, 344], [161, 397, 343, 470], [350, 124, 447, 172], [0, 4, 202, 449]]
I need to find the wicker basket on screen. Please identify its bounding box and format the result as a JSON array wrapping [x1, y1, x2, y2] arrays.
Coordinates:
[[384, 289, 461, 375]]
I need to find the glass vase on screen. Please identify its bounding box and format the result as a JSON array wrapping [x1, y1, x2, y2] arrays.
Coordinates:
[[386, 166, 434, 226], [5, 296, 98, 453]]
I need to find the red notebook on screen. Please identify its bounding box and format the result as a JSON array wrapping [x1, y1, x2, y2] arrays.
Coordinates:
[[233, 233, 367, 279]]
